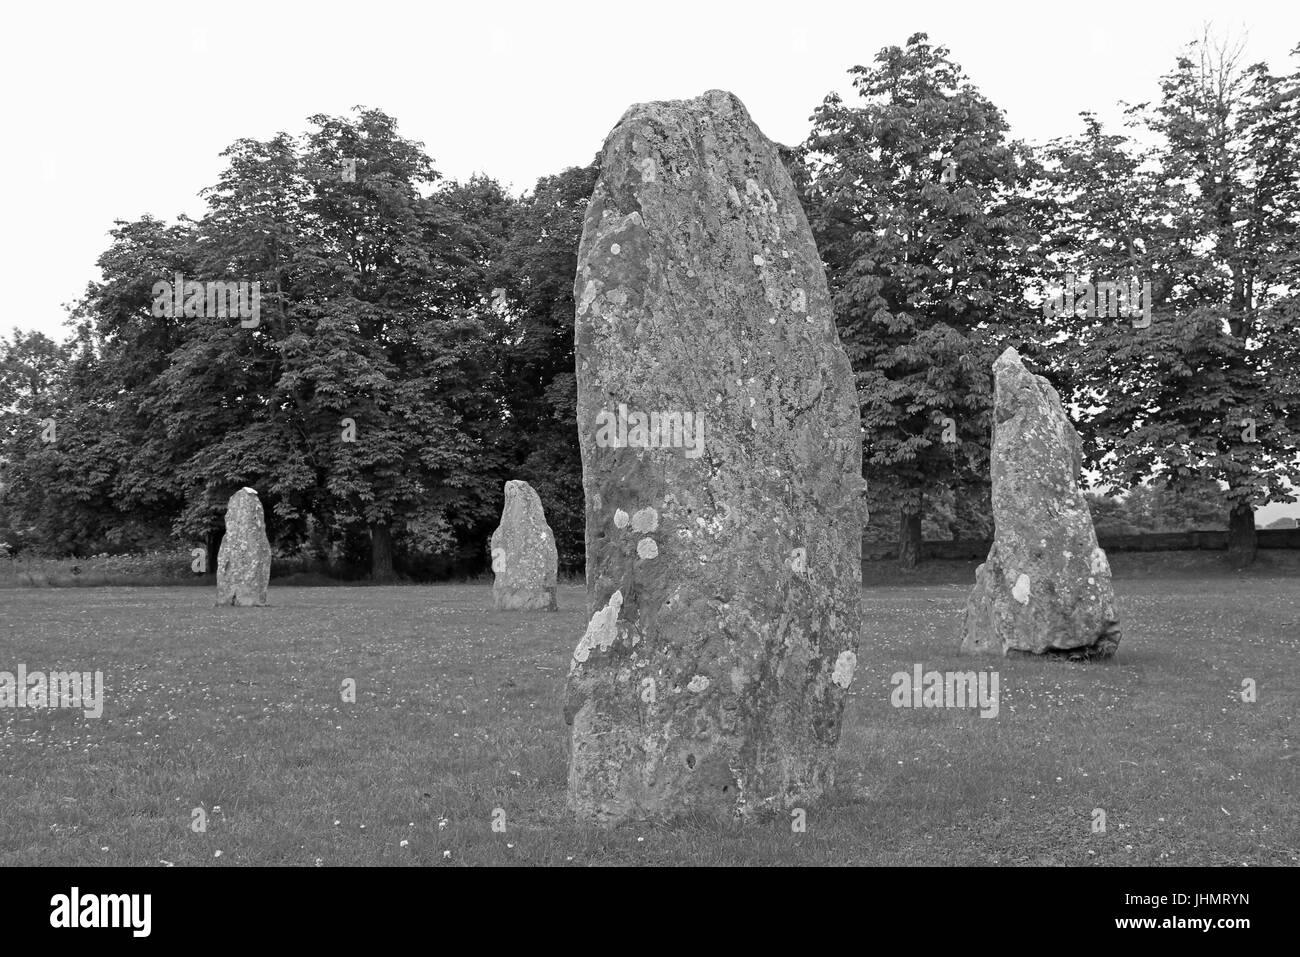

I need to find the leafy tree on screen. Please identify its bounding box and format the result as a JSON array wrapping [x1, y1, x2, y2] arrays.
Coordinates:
[[1085, 491, 1134, 536], [491, 162, 599, 571], [54, 110, 513, 579], [1041, 35, 1300, 567], [804, 33, 1043, 567]]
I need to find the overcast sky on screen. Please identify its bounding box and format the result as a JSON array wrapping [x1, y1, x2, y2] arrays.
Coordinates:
[[4, 0, 1298, 516]]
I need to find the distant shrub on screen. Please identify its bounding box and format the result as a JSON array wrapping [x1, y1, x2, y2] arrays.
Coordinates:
[[0, 550, 200, 588]]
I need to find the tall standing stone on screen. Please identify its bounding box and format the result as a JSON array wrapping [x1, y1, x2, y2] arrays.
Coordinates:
[[216, 487, 271, 607], [566, 90, 865, 825], [489, 480, 559, 611], [961, 348, 1121, 659]]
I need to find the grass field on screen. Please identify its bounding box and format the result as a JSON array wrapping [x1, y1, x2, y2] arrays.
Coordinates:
[[1, 564, 1296, 866]]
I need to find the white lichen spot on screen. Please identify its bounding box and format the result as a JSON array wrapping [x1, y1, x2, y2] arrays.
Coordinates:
[[1090, 547, 1110, 576], [613, 509, 630, 529], [610, 242, 621, 255], [753, 255, 764, 267], [631, 507, 659, 533], [571, 591, 624, 667], [792, 289, 807, 313], [1012, 573, 1032, 604], [578, 279, 599, 315], [639, 157, 656, 182], [790, 547, 806, 574], [727, 184, 741, 206], [687, 675, 710, 693], [637, 538, 659, 560], [832, 650, 857, 689]]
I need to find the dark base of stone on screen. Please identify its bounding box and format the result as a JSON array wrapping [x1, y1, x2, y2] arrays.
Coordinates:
[[493, 586, 557, 611], [216, 589, 267, 607], [1005, 631, 1121, 662]]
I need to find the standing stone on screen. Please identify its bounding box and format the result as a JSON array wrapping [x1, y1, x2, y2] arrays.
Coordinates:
[[489, 480, 559, 611], [216, 487, 271, 606], [961, 348, 1121, 659], [566, 90, 864, 825]]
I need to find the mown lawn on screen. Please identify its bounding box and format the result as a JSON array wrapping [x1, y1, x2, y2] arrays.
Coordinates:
[[0, 568, 1296, 865]]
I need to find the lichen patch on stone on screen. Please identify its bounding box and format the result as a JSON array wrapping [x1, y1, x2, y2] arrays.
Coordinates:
[[631, 507, 659, 533], [832, 650, 857, 689], [572, 590, 624, 666]]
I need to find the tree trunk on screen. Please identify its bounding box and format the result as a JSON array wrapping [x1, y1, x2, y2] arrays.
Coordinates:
[[205, 527, 222, 576], [1227, 503, 1256, 569], [898, 497, 923, 570], [370, 524, 396, 582]]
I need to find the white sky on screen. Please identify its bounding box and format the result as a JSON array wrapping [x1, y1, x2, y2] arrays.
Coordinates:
[[3, 0, 1297, 518]]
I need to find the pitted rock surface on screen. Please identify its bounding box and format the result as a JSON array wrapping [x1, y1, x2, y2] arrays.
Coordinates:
[[489, 480, 559, 611], [216, 487, 271, 607], [566, 90, 865, 825], [961, 348, 1121, 659]]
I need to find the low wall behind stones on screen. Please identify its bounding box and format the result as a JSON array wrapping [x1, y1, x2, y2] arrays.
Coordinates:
[[862, 528, 1300, 562]]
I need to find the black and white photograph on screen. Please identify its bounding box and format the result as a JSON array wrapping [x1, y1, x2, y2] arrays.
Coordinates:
[[0, 0, 1294, 933]]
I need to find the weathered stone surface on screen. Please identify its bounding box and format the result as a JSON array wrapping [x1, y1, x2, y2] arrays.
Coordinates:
[[216, 488, 271, 607], [961, 348, 1121, 659], [489, 480, 558, 611], [566, 90, 865, 825]]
